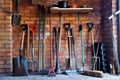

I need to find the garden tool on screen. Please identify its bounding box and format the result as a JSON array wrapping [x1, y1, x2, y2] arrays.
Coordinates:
[[12, 0, 21, 26], [30, 24, 37, 72], [49, 12, 63, 75], [108, 19, 120, 74], [13, 24, 28, 76], [79, 24, 85, 71], [40, 6, 48, 75], [64, 23, 76, 74], [38, 4, 44, 72], [54, 27, 61, 74], [70, 28, 78, 71], [87, 22, 100, 70], [48, 14, 56, 77]]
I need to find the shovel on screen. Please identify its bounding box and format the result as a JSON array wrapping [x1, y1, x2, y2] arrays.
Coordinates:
[[13, 24, 29, 76]]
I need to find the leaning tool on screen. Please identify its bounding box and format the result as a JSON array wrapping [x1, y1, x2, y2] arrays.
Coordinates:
[[81, 23, 103, 78], [40, 5, 48, 75], [48, 14, 56, 77], [79, 24, 85, 72], [54, 27, 61, 74], [50, 12, 63, 75], [57, 13, 63, 74], [77, 13, 85, 72], [63, 23, 70, 70], [87, 22, 100, 70], [70, 28, 78, 71], [13, 24, 29, 76], [38, 4, 44, 73], [64, 23, 76, 75], [29, 24, 37, 74], [108, 19, 120, 74]]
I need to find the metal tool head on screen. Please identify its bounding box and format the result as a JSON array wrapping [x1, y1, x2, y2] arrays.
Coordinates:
[[12, 14, 21, 26], [48, 66, 56, 77], [30, 24, 36, 34]]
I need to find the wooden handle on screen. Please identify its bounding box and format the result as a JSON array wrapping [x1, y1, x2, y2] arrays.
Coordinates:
[[58, 26, 62, 52], [27, 25, 30, 57], [21, 31, 25, 50]]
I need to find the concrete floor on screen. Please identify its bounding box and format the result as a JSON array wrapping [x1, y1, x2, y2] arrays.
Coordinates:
[[0, 73, 120, 80]]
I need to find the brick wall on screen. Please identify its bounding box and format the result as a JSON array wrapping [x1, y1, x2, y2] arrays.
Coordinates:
[[0, 0, 117, 74], [0, 0, 12, 73], [12, 0, 102, 71], [0, 0, 118, 74], [102, 0, 118, 74]]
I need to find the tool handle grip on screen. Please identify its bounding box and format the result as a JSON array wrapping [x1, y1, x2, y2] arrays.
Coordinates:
[[79, 24, 82, 31], [86, 22, 94, 31]]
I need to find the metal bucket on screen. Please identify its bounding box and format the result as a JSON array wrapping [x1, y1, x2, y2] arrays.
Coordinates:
[[58, 1, 68, 8]]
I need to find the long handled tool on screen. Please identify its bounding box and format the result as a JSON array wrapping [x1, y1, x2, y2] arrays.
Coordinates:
[[77, 13, 85, 72], [38, 4, 43, 72], [68, 31, 72, 70], [54, 27, 61, 74], [87, 22, 100, 70], [41, 5, 48, 75], [63, 23, 76, 74], [66, 29, 76, 74], [30, 24, 36, 72], [64, 27, 72, 70], [79, 24, 85, 71], [20, 25, 29, 75], [13, 24, 28, 76], [48, 13, 56, 76], [42, 7, 45, 72], [92, 25, 106, 72], [63, 23, 70, 70], [81, 23, 103, 77], [109, 19, 120, 74], [58, 13, 63, 72], [70, 28, 78, 71], [53, 12, 63, 74]]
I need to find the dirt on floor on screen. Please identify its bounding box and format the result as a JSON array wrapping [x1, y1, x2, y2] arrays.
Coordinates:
[[0, 73, 120, 80]]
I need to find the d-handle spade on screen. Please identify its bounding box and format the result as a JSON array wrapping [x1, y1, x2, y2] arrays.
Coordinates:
[[70, 28, 78, 71], [86, 22, 95, 57], [86, 22, 94, 31]]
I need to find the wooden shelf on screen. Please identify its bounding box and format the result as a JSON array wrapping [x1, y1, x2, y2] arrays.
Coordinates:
[[50, 7, 93, 14]]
